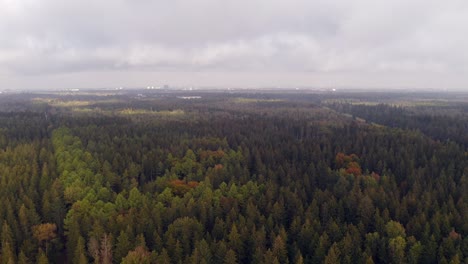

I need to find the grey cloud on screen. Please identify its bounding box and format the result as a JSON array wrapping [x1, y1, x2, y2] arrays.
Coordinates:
[[1, 0, 468, 89]]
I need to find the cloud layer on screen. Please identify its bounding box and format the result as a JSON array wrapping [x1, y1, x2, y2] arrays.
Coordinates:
[[1, 0, 468, 89]]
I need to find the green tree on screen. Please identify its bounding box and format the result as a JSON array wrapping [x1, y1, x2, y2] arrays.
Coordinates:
[[36, 249, 48, 264], [408, 241, 423, 264], [324, 243, 340, 264], [121, 246, 151, 264], [224, 249, 237, 264], [157, 249, 171, 264], [388, 236, 406, 264], [272, 235, 289, 264], [115, 231, 132, 263], [18, 251, 29, 264], [73, 236, 87, 264], [385, 221, 406, 238], [1, 222, 15, 264], [228, 224, 241, 254]]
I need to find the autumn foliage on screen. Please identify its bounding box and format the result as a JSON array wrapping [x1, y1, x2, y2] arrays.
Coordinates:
[[32, 223, 57, 254], [214, 164, 224, 170], [345, 164, 362, 177], [335, 153, 362, 176], [32, 223, 57, 243], [169, 179, 199, 196], [335, 152, 359, 168]]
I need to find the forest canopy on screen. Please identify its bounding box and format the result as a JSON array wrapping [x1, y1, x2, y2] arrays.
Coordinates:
[[0, 89, 466, 263]]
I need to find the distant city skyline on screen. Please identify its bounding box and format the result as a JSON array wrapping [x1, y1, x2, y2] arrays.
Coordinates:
[[1, 0, 468, 91]]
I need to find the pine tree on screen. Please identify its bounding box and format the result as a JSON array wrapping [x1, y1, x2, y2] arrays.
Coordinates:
[[294, 251, 304, 264], [324, 243, 340, 264], [115, 231, 132, 263], [272, 235, 289, 264], [224, 249, 237, 264], [18, 251, 29, 264], [228, 224, 241, 254], [73, 236, 87, 264], [36, 249, 49, 264], [157, 249, 171, 264], [1, 222, 15, 264]]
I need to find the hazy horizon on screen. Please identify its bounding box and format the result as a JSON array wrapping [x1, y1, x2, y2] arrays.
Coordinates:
[[1, 0, 468, 91]]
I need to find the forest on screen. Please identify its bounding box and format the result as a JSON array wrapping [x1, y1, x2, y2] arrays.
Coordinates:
[[0, 89, 466, 263]]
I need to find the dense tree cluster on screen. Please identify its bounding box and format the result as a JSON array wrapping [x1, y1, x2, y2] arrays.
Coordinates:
[[327, 102, 468, 148], [0, 91, 466, 263]]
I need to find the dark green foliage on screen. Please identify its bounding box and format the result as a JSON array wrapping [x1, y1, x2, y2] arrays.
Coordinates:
[[0, 91, 466, 263]]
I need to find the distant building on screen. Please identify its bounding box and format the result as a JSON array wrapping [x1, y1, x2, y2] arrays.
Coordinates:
[[177, 96, 202, 100]]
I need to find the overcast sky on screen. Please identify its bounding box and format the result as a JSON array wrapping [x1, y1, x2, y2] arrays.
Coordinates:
[[1, 0, 468, 90]]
